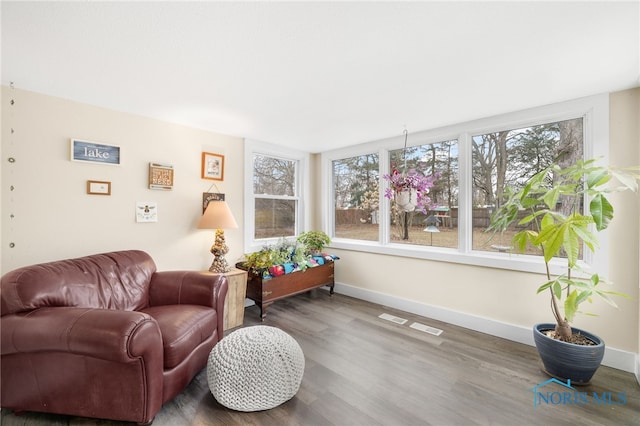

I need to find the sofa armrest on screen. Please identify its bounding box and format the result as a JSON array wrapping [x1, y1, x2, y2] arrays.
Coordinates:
[[149, 271, 228, 338], [149, 271, 228, 308], [1, 307, 163, 363]]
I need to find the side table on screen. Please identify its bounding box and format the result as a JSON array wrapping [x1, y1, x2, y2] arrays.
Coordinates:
[[205, 268, 248, 331]]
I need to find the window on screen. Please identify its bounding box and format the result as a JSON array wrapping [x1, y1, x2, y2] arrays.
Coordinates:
[[253, 154, 297, 239], [244, 140, 308, 252], [333, 154, 379, 242], [472, 118, 584, 256], [322, 94, 608, 275], [389, 140, 458, 248]]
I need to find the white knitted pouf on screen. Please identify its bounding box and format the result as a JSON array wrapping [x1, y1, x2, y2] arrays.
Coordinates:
[[207, 325, 305, 412]]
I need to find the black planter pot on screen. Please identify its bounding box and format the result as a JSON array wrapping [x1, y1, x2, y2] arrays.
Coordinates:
[[533, 323, 605, 385]]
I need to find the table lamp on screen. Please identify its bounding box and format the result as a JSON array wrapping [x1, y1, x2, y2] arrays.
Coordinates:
[[197, 200, 238, 273]]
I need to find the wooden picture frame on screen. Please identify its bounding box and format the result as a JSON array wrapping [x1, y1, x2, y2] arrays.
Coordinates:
[[201, 152, 224, 181], [87, 180, 111, 195], [71, 139, 121, 165], [149, 162, 174, 190]]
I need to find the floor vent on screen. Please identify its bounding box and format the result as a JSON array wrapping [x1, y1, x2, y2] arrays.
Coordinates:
[[378, 313, 408, 325], [410, 322, 444, 336]]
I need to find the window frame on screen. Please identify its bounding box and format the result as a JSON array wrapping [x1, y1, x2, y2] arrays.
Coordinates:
[[244, 139, 310, 253], [321, 94, 609, 276]]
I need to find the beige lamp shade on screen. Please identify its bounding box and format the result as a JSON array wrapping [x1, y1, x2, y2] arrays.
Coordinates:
[[197, 201, 238, 229]]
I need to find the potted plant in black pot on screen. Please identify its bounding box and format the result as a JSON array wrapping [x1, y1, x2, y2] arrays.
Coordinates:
[[488, 158, 639, 384]]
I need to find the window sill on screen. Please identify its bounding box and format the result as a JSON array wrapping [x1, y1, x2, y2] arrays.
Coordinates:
[[330, 238, 590, 277]]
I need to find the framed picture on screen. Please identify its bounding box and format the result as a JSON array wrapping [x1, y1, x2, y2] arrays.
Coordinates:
[[201, 152, 224, 181], [136, 201, 158, 223], [87, 180, 111, 195], [202, 192, 225, 213], [71, 139, 121, 165], [149, 162, 174, 190]]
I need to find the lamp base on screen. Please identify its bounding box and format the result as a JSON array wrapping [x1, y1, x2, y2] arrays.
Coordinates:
[[209, 255, 231, 273], [208, 228, 231, 273]]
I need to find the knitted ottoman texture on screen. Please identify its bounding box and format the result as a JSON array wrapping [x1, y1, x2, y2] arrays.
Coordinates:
[[207, 325, 305, 411]]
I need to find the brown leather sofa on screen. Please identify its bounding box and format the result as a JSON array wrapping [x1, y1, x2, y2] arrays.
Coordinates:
[[0, 250, 228, 424]]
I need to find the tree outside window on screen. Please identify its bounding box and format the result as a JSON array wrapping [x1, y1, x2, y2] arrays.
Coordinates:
[[472, 117, 584, 255], [329, 116, 584, 260], [388, 140, 458, 247], [333, 154, 379, 241], [253, 154, 298, 240]]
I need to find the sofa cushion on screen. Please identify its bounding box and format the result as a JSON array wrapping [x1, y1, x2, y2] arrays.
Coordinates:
[[1, 250, 156, 315], [141, 305, 217, 369]]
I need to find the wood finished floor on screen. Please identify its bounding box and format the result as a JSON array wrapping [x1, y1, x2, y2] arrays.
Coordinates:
[[2, 290, 639, 426]]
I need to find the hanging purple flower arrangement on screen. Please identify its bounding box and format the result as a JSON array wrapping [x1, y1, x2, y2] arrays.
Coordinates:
[[383, 167, 440, 214]]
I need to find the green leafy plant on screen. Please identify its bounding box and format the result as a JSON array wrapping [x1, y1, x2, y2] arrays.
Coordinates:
[[243, 247, 278, 271], [242, 238, 309, 272], [488, 159, 639, 342], [297, 231, 331, 254]]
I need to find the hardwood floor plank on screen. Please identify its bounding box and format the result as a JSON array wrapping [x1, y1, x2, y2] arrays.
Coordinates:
[[2, 291, 639, 425]]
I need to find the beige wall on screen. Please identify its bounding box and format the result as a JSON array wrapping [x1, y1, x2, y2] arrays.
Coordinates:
[[1, 87, 245, 273], [609, 88, 640, 357], [608, 88, 640, 373], [329, 88, 640, 355]]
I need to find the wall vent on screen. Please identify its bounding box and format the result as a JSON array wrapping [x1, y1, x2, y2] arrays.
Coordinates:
[[378, 313, 408, 325], [410, 322, 443, 336]]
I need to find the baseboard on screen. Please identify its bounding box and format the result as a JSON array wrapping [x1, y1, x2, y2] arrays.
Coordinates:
[[333, 282, 637, 374]]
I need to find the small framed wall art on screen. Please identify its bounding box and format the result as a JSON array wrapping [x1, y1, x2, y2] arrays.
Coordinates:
[[71, 139, 121, 165], [201, 152, 224, 181], [149, 162, 174, 190], [87, 180, 111, 195], [136, 201, 158, 222]]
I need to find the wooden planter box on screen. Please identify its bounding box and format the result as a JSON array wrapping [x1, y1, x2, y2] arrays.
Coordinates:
[[236, 261, 335, 320]]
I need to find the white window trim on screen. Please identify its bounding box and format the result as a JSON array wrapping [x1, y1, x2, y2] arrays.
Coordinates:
[[321, 94, 609, 277], [244, 139, 310, 253]]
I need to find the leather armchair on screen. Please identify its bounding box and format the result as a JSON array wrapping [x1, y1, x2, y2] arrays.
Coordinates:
[[1, 250, 228, 424]]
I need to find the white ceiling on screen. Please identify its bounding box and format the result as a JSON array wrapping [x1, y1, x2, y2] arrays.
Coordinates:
[[2, 1, 639, 153]]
